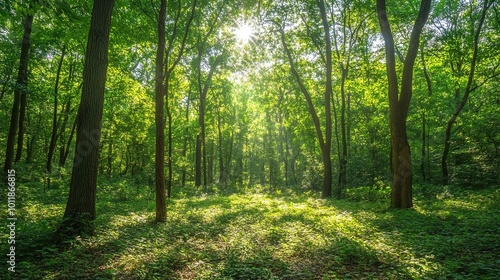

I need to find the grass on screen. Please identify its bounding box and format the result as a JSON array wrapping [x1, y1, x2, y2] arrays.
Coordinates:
[[1, 170, 499, 279]]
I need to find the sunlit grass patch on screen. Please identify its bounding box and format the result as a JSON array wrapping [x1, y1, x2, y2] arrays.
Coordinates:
[[6, 180, 499, 279]]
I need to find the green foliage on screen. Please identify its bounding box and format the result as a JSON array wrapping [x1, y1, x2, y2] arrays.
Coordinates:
[[2, 176, 498, 279]]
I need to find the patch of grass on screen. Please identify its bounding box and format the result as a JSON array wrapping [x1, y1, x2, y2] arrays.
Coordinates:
[[1, 176, 498, 279]]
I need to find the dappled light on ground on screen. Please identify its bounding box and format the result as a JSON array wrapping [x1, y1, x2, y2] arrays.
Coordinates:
[[4, 181, 498, 279]]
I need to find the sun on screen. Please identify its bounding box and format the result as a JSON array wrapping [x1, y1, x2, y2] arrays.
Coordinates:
[[233, 21, 254, 45]]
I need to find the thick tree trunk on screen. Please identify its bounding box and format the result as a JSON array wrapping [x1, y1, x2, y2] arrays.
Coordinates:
[[390, 118, 413, 208], [4, 10, 33, 172], [377, 0, 431, 208], [154, 0, 167, 222], [59, 0, 115, 236]]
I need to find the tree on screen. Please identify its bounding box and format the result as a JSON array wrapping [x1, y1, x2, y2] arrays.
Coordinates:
[[58, 0, 115, 236], [46, 46, 65, 172], [4, 4, 34, 172], [377, 0, 431, 208], [155, 0, 167, 223], [441, 0, 496, 185]]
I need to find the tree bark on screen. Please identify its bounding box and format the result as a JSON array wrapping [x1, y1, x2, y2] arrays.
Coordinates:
[[4, 9, 33, 172], [155, 0, 167, 223], [377, 0, 431, 208], [59, 0, 115, 236]]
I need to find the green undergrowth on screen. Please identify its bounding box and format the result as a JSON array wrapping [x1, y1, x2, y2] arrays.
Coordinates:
[[1, 173, 498, 279]]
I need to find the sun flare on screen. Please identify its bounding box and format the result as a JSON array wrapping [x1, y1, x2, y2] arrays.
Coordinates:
[[233, 21, 254, 45]]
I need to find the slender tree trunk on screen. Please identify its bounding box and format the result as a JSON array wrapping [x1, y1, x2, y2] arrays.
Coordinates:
[[60, 116, 77, 167], [338, 67, 348, 198], [420, 111, 426, 181], [47, 47, 66, 172], [318, 0, 333, 198], [4, 10, 33, 172], [377, 0, 431, 208], [278, 1, 333, 197], [217, 108, 224, 184], [58, 0, 115, 237], [107, 133, 113, 176], [181, 93, 191, 187], [57, 99, 72, 166], [195, 134, 202, 187], [442, 0, 492, 185], [165, 77, 173, 198], [196, 57, 219, 188], [155, 0, 167, 222], [15, 84, 27, 162]]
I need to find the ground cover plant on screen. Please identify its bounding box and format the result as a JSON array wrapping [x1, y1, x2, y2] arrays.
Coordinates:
[[1, 169, 498, 279]]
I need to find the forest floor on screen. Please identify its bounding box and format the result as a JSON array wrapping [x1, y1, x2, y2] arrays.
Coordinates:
[[1, 170, 499, 279]]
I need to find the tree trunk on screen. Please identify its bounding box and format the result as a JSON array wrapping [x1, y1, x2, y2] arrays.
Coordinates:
[[154, 0, 167, 222], [442, 0, 492, 185], [318, 0, 333, 198], [181, 93, 191, 187], [377, 0, 431, 208], [165, 77, 173, 198], [420, 111, 426, 181], [15, 87, 27, 162], [58, 0, 115, 237], [4, 10, 33, 172], [338, 67, 348, 198], [47, 47, 66, 172], [196, 56, 219, 188], [279, 1, 333, 197], [217, 108, 224, 184], [195, 134, 202, 186], [59, 115, 77, 167]]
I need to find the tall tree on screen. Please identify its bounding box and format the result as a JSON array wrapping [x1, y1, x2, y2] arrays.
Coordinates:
[[58, 0, 115, 236], [4, 5, 34, 172], [47, 46, 66, 172], [155, 0, 167, 223], [277, 0, 333, 198], [441, 0, 495, 185], [377, 0, 431, 208]]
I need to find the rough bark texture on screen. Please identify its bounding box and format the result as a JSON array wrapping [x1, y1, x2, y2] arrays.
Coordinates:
[[155, 0, 167, 223], [4, 10, 33, 172], [60, 0, 115, 235], [377, 0, 431, 208]]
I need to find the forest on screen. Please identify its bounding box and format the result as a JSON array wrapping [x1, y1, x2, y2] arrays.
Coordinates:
[[0, 0, 499, 279]]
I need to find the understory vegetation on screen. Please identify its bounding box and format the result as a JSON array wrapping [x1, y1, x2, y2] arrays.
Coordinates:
[[2, 166, 498, 280]]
